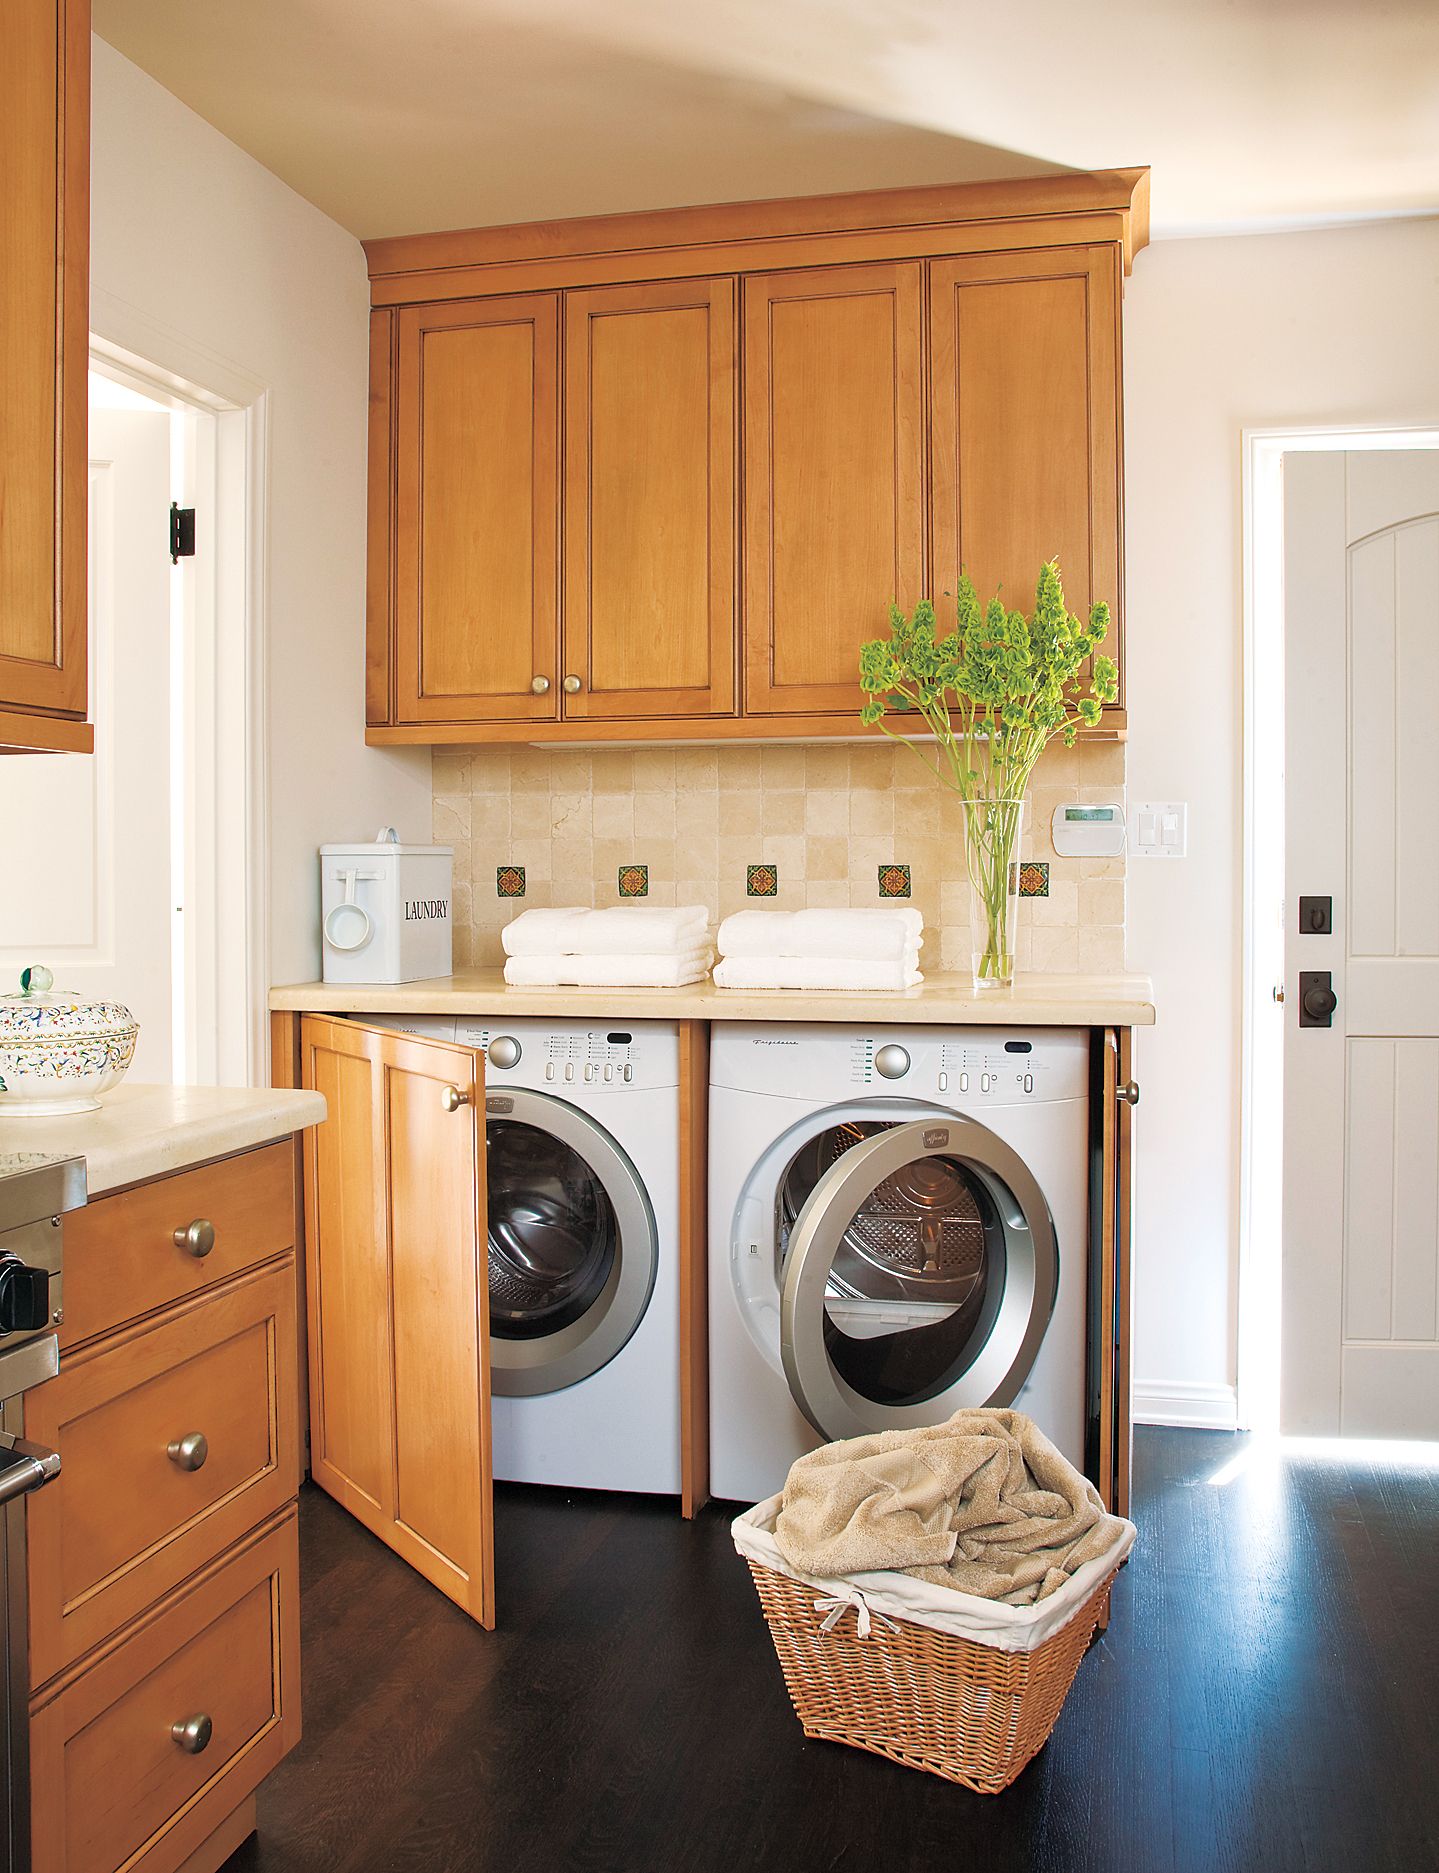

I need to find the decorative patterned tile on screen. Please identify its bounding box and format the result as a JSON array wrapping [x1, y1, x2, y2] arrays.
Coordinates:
[[1019, 861, 1050, 899], [877, 864, 912, 899], [746, 863, 778, 897], [617, 864, 649, 898], [495, 865, 526, 898]]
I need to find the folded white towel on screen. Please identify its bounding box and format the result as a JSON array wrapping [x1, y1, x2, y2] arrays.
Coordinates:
[[712, 955, 922, 992], [504, 947, 714, 988], [717, 907, 924, 962], [502, 905, 710, 958]]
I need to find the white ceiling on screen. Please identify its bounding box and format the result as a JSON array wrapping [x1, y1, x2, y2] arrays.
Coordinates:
[[93, 0, 1439, 241]]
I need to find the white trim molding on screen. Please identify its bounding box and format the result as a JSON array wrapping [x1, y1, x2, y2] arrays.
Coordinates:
[[1133, 1380, 1239, 1431]]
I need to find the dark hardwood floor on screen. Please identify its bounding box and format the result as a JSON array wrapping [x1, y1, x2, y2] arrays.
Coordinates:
[[228, 1429, 1439, 1873]]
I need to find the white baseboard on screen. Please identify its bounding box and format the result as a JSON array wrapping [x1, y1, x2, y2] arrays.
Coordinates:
[[1132, 1380, 1239, 1430]]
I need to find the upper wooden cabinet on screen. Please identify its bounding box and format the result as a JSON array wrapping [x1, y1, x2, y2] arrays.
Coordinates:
[[0, 0, 91, 754], [564, 278, 736, 721], [364, 169, 1147, 744], [743, 262, 924, 719], [929, 246, 1123, 708]]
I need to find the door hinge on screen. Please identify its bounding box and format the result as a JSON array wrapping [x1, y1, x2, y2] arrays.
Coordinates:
[[169, 502, 196, 564]]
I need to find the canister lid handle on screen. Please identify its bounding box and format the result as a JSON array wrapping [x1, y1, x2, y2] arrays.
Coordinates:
[[376, 826, 399, 845]]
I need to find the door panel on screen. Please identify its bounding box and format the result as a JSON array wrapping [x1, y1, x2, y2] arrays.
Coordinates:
[[1283, 451, 1439, 1437], [301, 1015, 494, 1624], [563, 278, 735, 719], [0, 0, 88, 723], [929, 247, 1121, 700], [743, 262, 924, 717], [394, 295, 558, 724]]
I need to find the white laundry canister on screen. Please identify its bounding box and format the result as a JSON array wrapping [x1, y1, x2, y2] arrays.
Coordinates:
[[319, 829, 453, 984]]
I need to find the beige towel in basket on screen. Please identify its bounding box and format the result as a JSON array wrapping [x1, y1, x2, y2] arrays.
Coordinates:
[[774, 1409, 1125, 1606]]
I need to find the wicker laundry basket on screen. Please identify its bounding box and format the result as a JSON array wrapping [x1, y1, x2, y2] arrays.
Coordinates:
[[735, 1498, 1133, 1794]]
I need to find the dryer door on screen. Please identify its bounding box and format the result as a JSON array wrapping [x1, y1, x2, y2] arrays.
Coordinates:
[[485, 1088, 657, 1396], [778, 1115, 1057, 1440]]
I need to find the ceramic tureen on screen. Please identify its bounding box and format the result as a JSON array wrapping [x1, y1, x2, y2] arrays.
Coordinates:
[[0, 966, 139, 1115]]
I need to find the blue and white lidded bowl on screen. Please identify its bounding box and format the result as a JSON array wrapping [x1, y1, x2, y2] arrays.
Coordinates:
[[0, 966, 139, 1115]]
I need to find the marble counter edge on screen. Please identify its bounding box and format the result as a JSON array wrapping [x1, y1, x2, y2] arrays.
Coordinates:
[[268, 971, 1156, 1028], [0, 1085, 327, 1197]]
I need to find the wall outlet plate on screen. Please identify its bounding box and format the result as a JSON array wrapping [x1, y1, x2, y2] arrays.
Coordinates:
[[1130, 801, 1187, 858], [1050, 802, 1126, 858]]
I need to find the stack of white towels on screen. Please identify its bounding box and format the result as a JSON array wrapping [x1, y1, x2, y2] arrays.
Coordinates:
[[713, 907, 923, 992], [501, 906, 714, 987]]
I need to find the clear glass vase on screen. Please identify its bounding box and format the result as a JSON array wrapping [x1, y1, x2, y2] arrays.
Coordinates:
[[959, 797, 1025, 990]]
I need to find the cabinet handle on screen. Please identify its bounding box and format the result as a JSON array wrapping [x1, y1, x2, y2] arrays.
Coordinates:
[[441, 1085, 470, 1113], [561, 674, 582, 695], [167, 1432, 209, 1472], [1116, 1081, 1140, 1107], [171, 1713, 213, 1755], [173, 1219, 216, 1258], [530, 675, 551, 695]]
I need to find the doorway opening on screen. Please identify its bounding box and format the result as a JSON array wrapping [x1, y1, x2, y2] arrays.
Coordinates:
[[1240, 423, 1439, 1438]]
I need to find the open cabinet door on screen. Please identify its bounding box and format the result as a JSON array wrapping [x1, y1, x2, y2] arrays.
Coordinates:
[[300, 1015, 494, 1627]]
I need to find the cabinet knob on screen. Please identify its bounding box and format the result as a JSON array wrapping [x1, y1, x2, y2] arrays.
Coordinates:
[[561, 674, 582, 695], [1116, 1081, 1140, 1107], [441, 1085, 470, 1113], [529, 675, 551, 695], [167, 1432, 209, 1472], [174, 1219, 216, 1259], [171, 1713, 213, 1755]]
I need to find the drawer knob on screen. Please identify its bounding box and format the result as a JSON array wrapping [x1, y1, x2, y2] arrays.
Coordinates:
[[167, 1432, 209, 1472], [174, 1219, 216, 1259], [171, 1712, 213, 1755]]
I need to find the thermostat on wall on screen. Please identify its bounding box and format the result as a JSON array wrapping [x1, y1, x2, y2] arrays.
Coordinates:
[[1051, 802, 1127, 858]]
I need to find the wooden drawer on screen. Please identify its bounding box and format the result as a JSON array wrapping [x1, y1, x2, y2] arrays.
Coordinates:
[[28, 1265, 299, 1685], [61, 1143, 296, 1349], [31, 1509, 300, 1873]]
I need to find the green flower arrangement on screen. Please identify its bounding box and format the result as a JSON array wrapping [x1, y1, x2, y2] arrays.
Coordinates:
[[858, 560, 1118, 985]]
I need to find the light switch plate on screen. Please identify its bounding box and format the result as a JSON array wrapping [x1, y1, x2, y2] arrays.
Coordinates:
[[1129, 800, 1188, 858]]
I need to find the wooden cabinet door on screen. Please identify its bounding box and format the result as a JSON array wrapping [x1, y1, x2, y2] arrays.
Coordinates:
[[0, 0, 89, 737], [300, 1015, 494, 1627], [742, 261, 924, 719], [929, 247, 1123, 704], [393, 294, 559, 725], [562, 278, 735, 721]]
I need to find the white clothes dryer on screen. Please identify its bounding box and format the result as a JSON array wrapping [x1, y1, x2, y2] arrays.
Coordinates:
[[351, 1014, 681, 1496], [708, 1023, 1091, 1505]]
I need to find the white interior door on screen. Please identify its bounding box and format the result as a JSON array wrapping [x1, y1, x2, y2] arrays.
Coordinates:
[[0, 386, 174, 1080], [1283, 449, 1439, 1438]]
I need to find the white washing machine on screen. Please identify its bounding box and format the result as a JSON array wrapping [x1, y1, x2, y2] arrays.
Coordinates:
[[709, 1023, 1090, 1505], [352, 1014, 681, 1496]]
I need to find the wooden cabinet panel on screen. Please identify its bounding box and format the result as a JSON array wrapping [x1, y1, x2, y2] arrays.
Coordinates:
[[563, 278, 735, 720], [0, 0, 89, 738], [28, 1265, 298, 1685], [929, 247, 1123, 704], [301, 1015, 494, 1626], [394, 294, 559, 723], [30, 1510, 299, 1873], [743, 262, 924, 718], [60, 1142, 296, 1351]]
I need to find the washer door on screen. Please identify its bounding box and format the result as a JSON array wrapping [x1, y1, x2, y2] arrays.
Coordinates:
[[485, 1089, 657, 1397], [778, 1115, 1057, 1440]]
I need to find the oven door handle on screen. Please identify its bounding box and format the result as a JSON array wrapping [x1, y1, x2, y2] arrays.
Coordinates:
[[0, 1432, 60, 1506]]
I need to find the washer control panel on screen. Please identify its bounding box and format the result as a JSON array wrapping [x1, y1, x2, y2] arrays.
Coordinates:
[[715, 1023, 1088, 1106], [347, 1015, 680, 1093]]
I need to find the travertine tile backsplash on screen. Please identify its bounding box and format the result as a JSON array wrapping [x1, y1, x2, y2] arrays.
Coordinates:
[[433, 740, 1126, 976]]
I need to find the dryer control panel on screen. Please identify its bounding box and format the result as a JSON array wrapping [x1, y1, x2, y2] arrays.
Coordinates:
[[714, 1023, 1088, 1106], [346, 1014, 681, 1093]]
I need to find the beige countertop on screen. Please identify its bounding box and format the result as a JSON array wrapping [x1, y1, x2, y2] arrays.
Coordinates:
[[270, 968, 1155, 1028], [0, 1083, 326, 1197]]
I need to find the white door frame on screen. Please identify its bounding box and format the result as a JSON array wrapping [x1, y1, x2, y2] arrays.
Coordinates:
[[1239, 422, 1439, 1434], [90, 289, 271, 1085]]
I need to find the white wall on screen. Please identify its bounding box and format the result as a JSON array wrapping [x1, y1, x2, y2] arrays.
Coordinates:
[[1123, 215, 1439, 1425], [88, 38, 430, 1015]]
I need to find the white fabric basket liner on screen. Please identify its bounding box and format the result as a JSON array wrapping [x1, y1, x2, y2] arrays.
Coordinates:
[[733, 1494, 1136, 1656]]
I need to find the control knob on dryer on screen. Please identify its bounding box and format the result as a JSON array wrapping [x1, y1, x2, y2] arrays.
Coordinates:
[[873, 1044, 911, 1080], [487, 1035, 521, 1069]]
